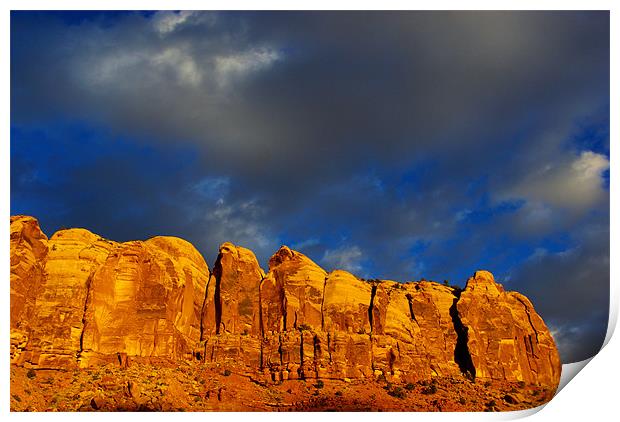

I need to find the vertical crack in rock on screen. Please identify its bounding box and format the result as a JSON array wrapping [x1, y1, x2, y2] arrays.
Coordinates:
[[298, 332, 305, 379], [405, 293, 419, 325], [368, 284, 378, 370], [514, 295, 541, 372], [77, 271, 95, 362], [313, 334, 320, 370], [320, 276, 328, 331], [258, 275, 265, 338], [259, 339, 264, 370], [327, 332, 332, 363], [280, 283, 288, 332], [75, 241, 113, 366], [450, 290, 476, 380], [514, 296, 540, 344], [368, 284, 377, 334], [278, 334, 284, 365], [199, 269, 212, 343], [213, 254, 223, 335], [525, 336, 538, 374]]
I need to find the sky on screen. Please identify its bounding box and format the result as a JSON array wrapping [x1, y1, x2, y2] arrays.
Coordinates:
[[10, 11, 609, 363]]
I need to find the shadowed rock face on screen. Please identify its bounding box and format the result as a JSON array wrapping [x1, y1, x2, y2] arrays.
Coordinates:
[[9, 216, 561, 390]]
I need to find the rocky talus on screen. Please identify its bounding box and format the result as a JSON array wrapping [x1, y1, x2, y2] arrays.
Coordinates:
[[10, 215, 561, 390]]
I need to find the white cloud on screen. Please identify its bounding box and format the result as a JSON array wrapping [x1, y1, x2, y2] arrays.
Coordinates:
[[203, 198, 275, 253], [291, 237, 321, 250], [503, 150, 609, 214], [214, 48, 281, 88], [71, 13, 282, 99], [82, 46, 204, 89], [151, 47, 203, 87], [321, 245, 364, 273], [85, 51, 145, 87], [152, 11, 196, 35]]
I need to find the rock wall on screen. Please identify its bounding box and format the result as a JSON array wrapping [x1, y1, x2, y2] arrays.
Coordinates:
[[79, 236, 209, 367], [10, 216, 48, 363], [9, 215, 561, 390], [10, 216, 209, 368], [456, 271, 561, 387]]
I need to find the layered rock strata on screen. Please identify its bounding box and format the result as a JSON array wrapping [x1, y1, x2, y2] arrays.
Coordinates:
[[10, 215, 561, 390]]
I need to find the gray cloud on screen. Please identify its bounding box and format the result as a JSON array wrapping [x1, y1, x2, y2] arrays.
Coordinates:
[[12, 12, 609, 182], [502, 151, 608, 211], [321, 245, 365, 274], [505, 221, 610, 363]]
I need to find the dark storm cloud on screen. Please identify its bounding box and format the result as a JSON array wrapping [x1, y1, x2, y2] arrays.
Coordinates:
[[11, 12, 609, 184], [11, 11, 609, 362], [11, 11, 609, 231], [506, 221, 610, 363]]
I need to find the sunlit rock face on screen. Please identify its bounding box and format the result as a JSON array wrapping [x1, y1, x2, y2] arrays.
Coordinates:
[[10, 216, 561, 391], [213, 242, 264, 336], [323, 270, 372, 334], [369, 281, 464, 382], [202, 242, 265, 372], [456, 271, 562, 386], [79, 236, 210, 367], [10, 216, 49, 365], [263, 246, 327, 332], [10, 216, 209, 368], [18, 225, 114, 368]]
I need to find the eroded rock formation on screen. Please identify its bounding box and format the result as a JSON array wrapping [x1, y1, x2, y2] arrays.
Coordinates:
[[456, 271, 560, 387], [9, 215, 561, 390], [10, 216, 209, 368]]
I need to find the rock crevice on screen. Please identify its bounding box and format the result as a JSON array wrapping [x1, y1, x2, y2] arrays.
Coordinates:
[[449, 290, 475, 380], [368, 284, 378, 334]]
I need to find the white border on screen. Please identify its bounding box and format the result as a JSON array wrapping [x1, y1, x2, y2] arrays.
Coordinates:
[[2, 1, 616, 421]]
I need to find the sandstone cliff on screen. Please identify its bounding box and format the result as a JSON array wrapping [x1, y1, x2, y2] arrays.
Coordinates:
[[9, 215, 561, 390], [10, 216, 209, 368]]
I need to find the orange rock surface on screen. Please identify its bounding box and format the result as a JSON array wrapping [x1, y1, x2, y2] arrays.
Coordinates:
[[10, 216, 48, 365], [10, 215, 561, 393], [456, 271, 561, 386], [212, 242, 264, 336], [79, 236, 210, 367], [10, 216, 209, 369]]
